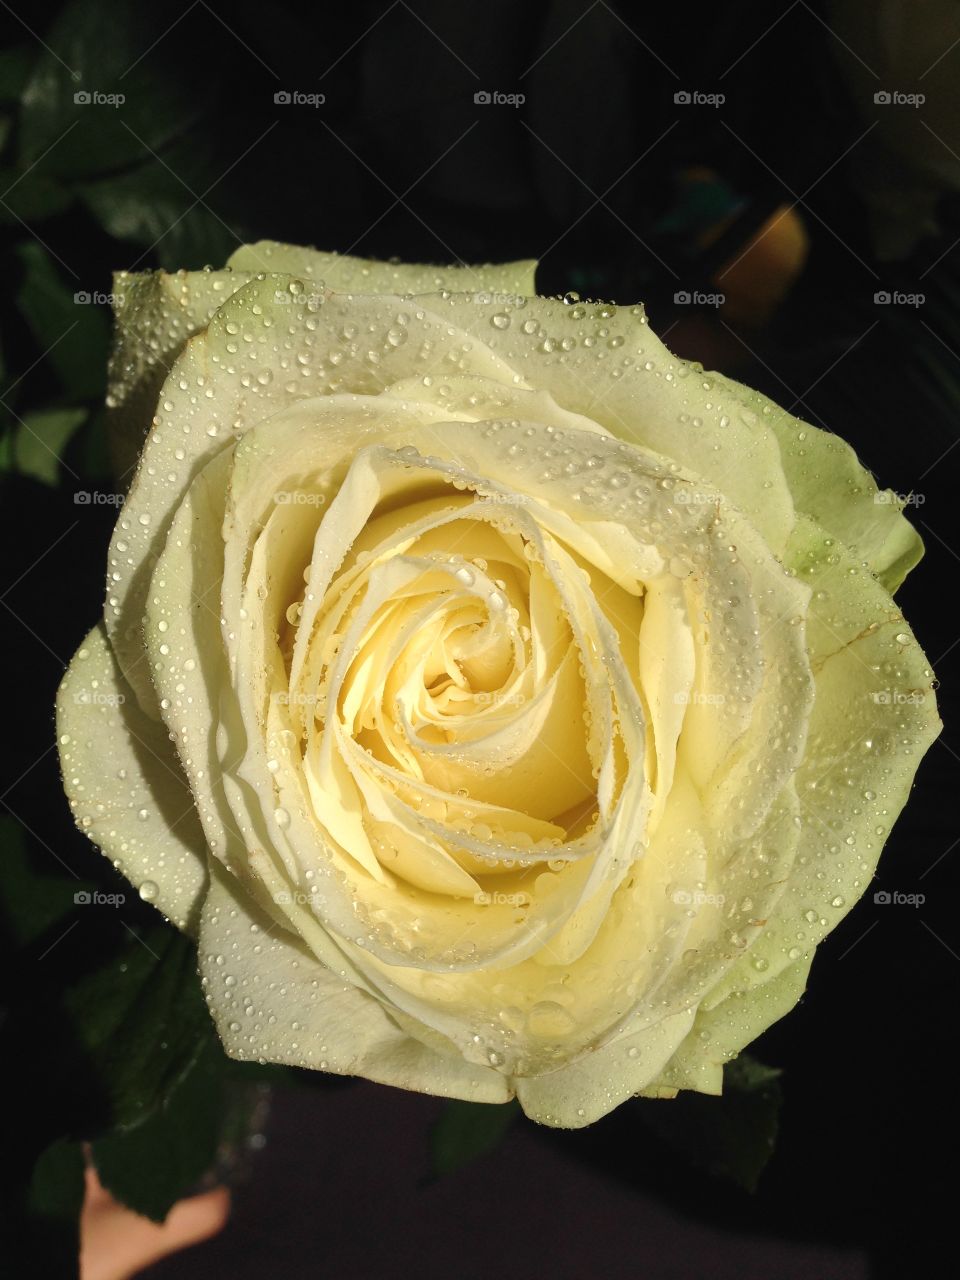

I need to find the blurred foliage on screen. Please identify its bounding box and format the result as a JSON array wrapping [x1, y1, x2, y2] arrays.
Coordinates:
[[430, 1099, 521, 1178], [634, 1055, 783, 1193]]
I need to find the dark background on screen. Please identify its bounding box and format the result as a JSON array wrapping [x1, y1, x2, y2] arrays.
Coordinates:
[[1, 2, 957, 1277]]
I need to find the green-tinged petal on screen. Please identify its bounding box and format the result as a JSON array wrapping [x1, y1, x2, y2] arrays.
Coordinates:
[[381, 372, 610, 439], [710, 370, 923, 591], [696, 514, 939, 1010], [515, 1007, 696, 1127], [199, 861, 513, 1103], [641, 955, 813, 1098], [226, 241, 538, 297], [409, 292, 797, 552], [55, 624, 207, 932], [106, 268, 253, 479]]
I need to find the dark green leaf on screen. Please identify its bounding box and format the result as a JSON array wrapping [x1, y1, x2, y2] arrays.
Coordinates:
[[723, 1052, 783, 1093], [0, 46, 34, 102], [80, 141, 240, 271], [430, 1099, 520, 1177], [0, 815, 84, 950], [12, 241, 108, 401], [13, 406, 87, 484], [92, 1036, 227, 1222], [79, 405, 114, 479], [63, 921, 213, 1133], [17, 1138, 85, 1280], [0, 816, 216, 1195], [19, 0, 212, 180], [0, 167, 73, 222], [634, 1053, 783, 1192]]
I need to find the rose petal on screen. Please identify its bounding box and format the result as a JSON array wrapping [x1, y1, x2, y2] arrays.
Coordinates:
[[636, 574, 695, 824], [56, 624, 207, 931], [199, 861, 513, 1102], [515, 1006, 696, 1127], [696, 514, 940, 1008], [107, 268, 252, 477], [409, 292, 797, 552], [226, 241, 537, 297], [641, 955, 814, 1097], [710, 370, 923, 591]]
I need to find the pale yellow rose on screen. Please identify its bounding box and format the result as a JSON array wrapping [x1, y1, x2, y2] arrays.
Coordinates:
[[56, 243, 940, 1126]]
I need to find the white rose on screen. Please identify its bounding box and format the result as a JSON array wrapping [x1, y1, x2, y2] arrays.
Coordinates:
[[57, 243, 940, 1127]]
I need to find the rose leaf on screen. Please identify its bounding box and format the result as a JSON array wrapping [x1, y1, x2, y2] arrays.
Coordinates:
[[429, 1099, 521, 1178]]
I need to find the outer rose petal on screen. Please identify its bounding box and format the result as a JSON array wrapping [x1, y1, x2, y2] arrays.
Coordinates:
[[709, 370, 922, 591], [692, 514, 940, 1010], [107, 268, 253, 477], [55, 624, 207, 932], [226, 240, 538, 297], [107, 244, 534, 472], [199, 861, 512, 1104], [640, 955, 815, 1098], [515, 1007, 697, 1127], [409, 291, 797, 552], [106, 247, 535, 487], [142, 447, 242, 873]]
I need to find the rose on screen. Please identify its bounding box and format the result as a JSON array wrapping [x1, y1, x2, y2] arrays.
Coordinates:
[[56, 242, 939, 1127]]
